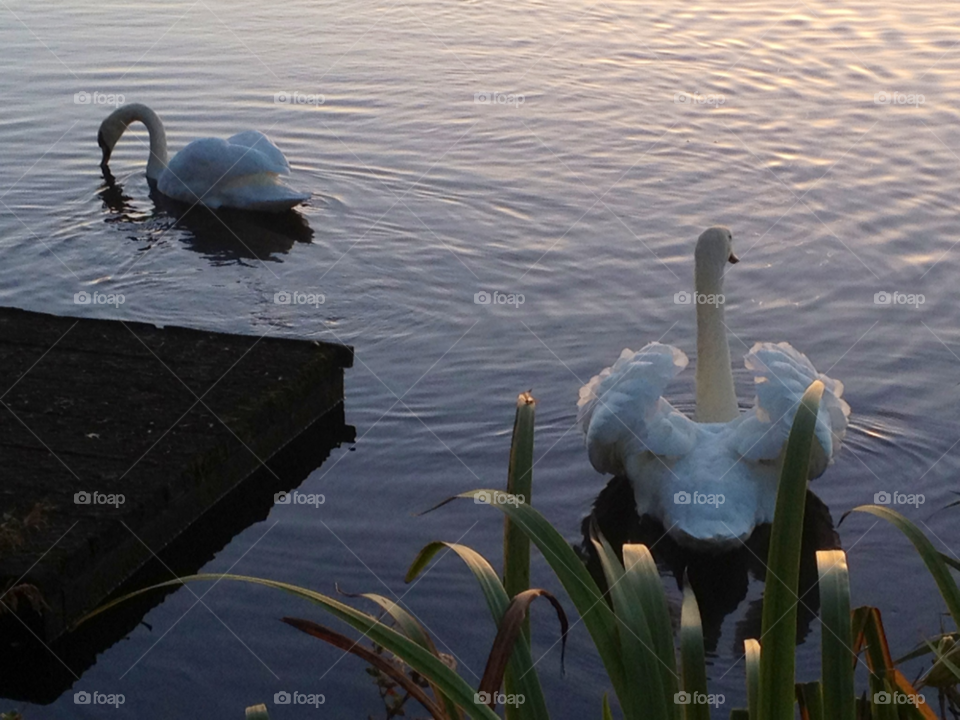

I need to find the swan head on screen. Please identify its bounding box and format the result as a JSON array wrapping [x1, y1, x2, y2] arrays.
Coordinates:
[[695, 226, 739, 278], [97, 111, 126, 167], [97, 104, 168, 180]]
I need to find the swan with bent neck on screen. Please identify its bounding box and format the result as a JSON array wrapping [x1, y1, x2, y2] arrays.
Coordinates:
[[577, 226, 850, 550], [97, 103, 309, 213]]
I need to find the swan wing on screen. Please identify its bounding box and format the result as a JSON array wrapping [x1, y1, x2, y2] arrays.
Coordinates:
[[226, 131, 292, 175], [733, 342, 850, 474], [578, 342, 698, 476], [157, 134, 307, 211], [163, 136, 288, 187]]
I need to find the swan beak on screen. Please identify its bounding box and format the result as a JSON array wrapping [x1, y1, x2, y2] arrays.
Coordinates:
[[98, 131, 111, 166], [728, 252, 739, 264]]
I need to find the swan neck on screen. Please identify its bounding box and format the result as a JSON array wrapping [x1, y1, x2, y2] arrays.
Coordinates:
[[694, 267, 739, 422], [145, 114, 168, 181], [116, 104, 169, 180]]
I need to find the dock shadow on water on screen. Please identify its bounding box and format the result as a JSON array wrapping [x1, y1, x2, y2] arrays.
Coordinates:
[[0, 306, 354, 704], [577, 476, 840, 655], [98, 172, 315, 264], [0, 408, 355, 705]]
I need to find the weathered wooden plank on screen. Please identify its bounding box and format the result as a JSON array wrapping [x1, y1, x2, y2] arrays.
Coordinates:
[[0, 306, 352, 644]]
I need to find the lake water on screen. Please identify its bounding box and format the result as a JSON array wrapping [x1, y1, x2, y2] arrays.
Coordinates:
[[2, 0, 960, 717]]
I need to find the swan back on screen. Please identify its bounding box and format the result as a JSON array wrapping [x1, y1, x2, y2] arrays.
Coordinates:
[[157, 133, 308, 211], [226, 131, 292, 174]]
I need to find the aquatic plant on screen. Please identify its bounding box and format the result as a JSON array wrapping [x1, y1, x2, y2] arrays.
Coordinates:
[[80, 386, 958, 719]]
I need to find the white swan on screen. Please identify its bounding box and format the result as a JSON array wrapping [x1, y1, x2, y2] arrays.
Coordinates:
[[97, 103, 309, 212], [577, 227, 850, 551]]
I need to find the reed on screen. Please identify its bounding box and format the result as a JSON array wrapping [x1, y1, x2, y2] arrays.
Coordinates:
[[77, 386, 958, 719]]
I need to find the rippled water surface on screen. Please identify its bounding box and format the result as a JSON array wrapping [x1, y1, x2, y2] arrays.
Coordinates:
[[3, 0, 960, 716]]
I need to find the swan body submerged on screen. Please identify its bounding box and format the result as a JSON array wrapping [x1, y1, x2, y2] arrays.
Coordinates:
[[97, 103, 309, 212], [577, 227, 850, 551]]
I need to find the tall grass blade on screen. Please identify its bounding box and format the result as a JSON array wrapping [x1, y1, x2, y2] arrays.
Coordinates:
[[336, 589, 460, 720], [680, 576, 709, 720], [590, 528, 665, 720], [504, 392, 536, 603], [77, 574, 501, 720], [938, 552, 960, 573], [852, 606, 937, 720], [795, 681, 824, 720], [851, 607, 892, 672], [849, 505, 960, 626], [504, 391, 536, 720], [452, 491, 630, 709], [476, 588, 567, 711], [869, 677, 898, 720], [602, 693, 614, 720], [816, 550, 855, 720], [282, 617, 448, 719], [622, 544, 681, 719], [758, 380, 824, 720], [744, 639, 760, 720], [406, 541, 549, 720], [336, 589, 439, 654]]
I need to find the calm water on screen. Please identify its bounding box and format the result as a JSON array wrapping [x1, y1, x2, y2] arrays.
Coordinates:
[[2, 0, 960, 716]]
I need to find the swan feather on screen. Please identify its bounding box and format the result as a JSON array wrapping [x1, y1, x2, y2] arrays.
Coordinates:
[[578, 340, 849, 550]]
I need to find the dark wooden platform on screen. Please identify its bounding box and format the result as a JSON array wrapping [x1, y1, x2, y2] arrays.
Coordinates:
[[0, 306, 353, 645]]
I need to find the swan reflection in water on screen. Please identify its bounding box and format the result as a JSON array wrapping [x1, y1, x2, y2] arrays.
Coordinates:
[[578, 476, 840, 655], [98, 168, 314, 265]]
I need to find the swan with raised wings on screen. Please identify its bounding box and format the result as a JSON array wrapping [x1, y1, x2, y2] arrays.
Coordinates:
[[577, 227, 850, 550], [97, 103, 309, 212]]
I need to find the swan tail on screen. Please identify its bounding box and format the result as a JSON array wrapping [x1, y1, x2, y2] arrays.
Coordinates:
[[208, 173, 310, 212], [625, 436, 779, 552]]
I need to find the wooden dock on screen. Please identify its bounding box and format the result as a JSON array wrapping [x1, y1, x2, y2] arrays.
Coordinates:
[[0, 306, 353, 651]]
